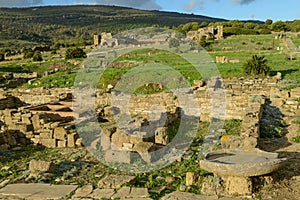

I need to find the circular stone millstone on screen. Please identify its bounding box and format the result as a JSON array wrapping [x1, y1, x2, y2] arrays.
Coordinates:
[[200, 148, 288, 177]]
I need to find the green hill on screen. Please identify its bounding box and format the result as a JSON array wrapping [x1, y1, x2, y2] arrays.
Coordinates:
[[0, 5, 226, 50]]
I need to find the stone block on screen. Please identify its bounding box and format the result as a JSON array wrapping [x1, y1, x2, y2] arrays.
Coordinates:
[[0, 184, 77, 200], [18, 124, 34, 133], [39, 138, 57, 148], [54, 127, 67, 140], [123, 143, 134, 151], [111, 130, 130, 148], [29, 160, 56, 173], [130, 131, 155, 144], [75, 138, 83, 147], [67, 132, 77, 147], [104, 149, 136, 164], [100, 134, 111, 150], [21, 116, 31, 124], [224, 176, 252, 195], [39, 131, 53, 139], [129, 188, 149, 198], [155, 127, 169, 145], [112, 187, 131, 198], [186, 172, 197, 186], [98, 175, 136, 189], [73, 184, 93, 198], [57, 140, 67, 148], [31, 114, 41, 130], [132, 142, 155, 154], [88, 188, 115, 199]]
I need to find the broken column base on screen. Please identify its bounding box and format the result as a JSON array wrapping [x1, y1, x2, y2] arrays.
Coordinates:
[[223, 176, 252, 196]]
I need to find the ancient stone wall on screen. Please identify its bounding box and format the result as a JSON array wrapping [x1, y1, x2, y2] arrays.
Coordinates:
[[0, 108, 81, 150], [1, 76, 299, 151]]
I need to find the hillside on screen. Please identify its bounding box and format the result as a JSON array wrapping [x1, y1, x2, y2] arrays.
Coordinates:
[[0, 5, 226, 50]]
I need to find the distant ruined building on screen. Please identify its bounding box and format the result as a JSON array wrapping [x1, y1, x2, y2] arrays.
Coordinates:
[[187, 25, 224, 41], [94, 32, 119, 47]]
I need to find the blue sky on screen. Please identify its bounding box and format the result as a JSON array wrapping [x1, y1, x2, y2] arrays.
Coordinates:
[[0, 0, 299, 21]]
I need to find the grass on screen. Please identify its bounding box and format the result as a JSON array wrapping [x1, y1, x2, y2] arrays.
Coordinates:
[[292, 135, 300, 143], [210, 34, 280, 52]]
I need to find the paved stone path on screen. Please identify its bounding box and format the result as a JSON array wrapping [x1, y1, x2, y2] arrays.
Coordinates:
[[0, 183, 77, 200], [0, 183, 250, 200]]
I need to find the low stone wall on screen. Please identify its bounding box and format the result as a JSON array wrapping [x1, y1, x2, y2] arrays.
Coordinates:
[[0, 108, 81, 150], [1, 76, 299, 151]]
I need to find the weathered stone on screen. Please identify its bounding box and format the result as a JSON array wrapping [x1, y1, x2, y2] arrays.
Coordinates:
[[38, 138, 57, 148], [133, 142, 154, 154], [101, 126, 117, 138], [0, 180, 9, 189], [130, 131, 154, 144], [67, 132, 77, 147], [123, 142, 134, 151], [161, 191, 218, 200], [57, 140, 67, 148], [21, 116, 31, 124], [31, 114, 41, 130], [29, 160, 56, 173], [88, 188, 116, 199], [100, 134, 111, 150], [200, 148, 287, 177], [104, 150, 136, 164], [73, 184, 93, 198], [224, 176, 252, 195], [112, 186, 131, 198], [165, 176, 175, 184], [98, 175, 136, 189], [75, 138, 83, 147], [221, 135, 257, 149], [54, 127, 67, 140], [111, 129, 130, 148], [129, 188, 149, 198], [186, 172, 196, 186], [0, 184, 77, 200], [39, 131, 53, 139], [155, 127, 169, 145]]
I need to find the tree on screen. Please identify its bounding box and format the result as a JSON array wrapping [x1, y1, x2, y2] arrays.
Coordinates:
[[199, 35, 207, 47], [242, 55, 270, 76], [0, 52, 4, 62], [32, 51, 43, 61], [168, 38, 180, 48], [65, 47, 87, 59], [23, 50, 34, 59], [265, 19, 273, 25]]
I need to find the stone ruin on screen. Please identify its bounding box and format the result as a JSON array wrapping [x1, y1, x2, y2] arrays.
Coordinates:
[[187, 25, 224, 41], [215, 56, 240, 64], [0, 74, 299, 167], [0, 88, 82, 150], [94, 32, 119, 48]]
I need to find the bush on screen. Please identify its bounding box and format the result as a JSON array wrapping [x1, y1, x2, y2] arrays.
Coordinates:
[[0, 52, 4, 61], [32, 51, 43, 61], [168, 38, 180, 48], [65, 47, 87, 59], [242, 55, 270, 76], [23, 50, 34, 59]]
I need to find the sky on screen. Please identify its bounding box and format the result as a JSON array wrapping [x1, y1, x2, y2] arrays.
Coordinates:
[[0, 0, 299, 22]]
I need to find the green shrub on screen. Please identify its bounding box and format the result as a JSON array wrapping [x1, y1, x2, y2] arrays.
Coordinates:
[[169, 38, 180, 48], [292, 136, 300, 143], [242, 55, 270, 76], [32, 51, 43, 62], [65, 47, 87, 59], [23, 50, 34, 59], [0, 52, 4, 61]]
